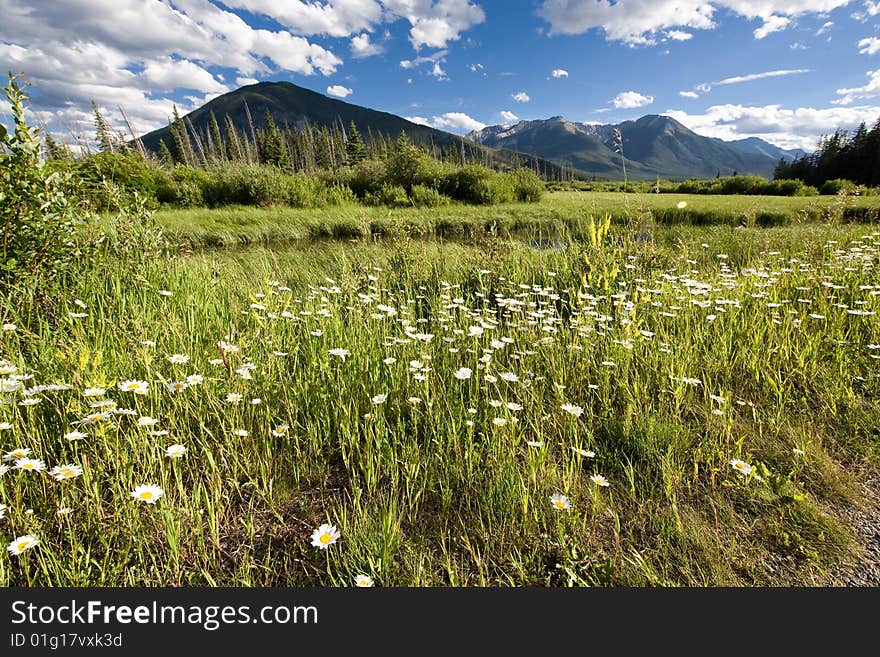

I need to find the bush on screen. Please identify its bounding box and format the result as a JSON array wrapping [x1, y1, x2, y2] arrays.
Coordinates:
[[441, 165, 514, 205], [365, 183, 410, 207], [409, 184, 447, 207], [820, 178, 858, 195], [320, 183, 358, 206], [202, 164, 286, 207], [66, 152, 162, 211], [765, 179, 817, 196], [285, 173, 324, 207], [511, 168, 545, 202], [386, 133, 430, 191], [347, 159, 387, 197], [673, 175, 818, 196], [0, 75, 87, 290]]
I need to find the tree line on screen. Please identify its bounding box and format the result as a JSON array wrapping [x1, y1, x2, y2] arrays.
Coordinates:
[[774, 116, 880, 188], [71, 99, 560, 179]]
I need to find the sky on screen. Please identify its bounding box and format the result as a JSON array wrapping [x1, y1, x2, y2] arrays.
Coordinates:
[[1, 0, 880, 151]]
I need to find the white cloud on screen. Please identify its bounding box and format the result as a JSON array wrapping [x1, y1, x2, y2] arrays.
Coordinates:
[[141, 57, 229, 94], [326, 84, 353, 98], [834, 69, 880, 104], [220, 0, 383, 37], [551, 68, 569, 78], [512, 91, 530, 102], [236, 76, 260, 86], [716, 69, 812, 85], [612, 90, 654, 108], [858, 37, 880, 55], [538, 1, 850, 45], [500, 110, 519, 122], [0, 0, 344, 142], [400, 49, 448, 79], [815, 21, 834, 35], [665, 103, 880, 150], [468, 63, 484, 72], [666, 30, 693, 41], [685, 69, 811, 97], [679, 90, 700, 98], [384, 0, 486, 49], [430, 111, 486, 132], [351, 32, 384, 58], [0, 0, 489, 142], [753, 15, 789, 39], [220, 1, 485, 50], [790, 41, 808, 49], [402, 111, 486, 133]]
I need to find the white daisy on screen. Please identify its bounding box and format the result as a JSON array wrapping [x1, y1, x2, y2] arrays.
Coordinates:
[[131, 484, 164, 504], [311, 523, 340, 549]]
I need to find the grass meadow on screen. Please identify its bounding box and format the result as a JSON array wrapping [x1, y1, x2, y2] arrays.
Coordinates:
[[156, 191, 880, 249], [1, 193, 879, 586]]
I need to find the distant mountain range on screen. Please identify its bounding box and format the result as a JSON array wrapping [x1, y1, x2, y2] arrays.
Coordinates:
[[468, 115, 806, 180], [138, 81, 803, 180]]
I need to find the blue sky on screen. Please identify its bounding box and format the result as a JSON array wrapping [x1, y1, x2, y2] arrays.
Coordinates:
[[2, 1, 880, 150]]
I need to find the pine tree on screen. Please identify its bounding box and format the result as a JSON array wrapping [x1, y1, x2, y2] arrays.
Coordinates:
[[314, 125, 332, 169], [158, 139, 174, 168], [43, 133, 70, 160], [256, 109, 290, 168], [169, 105, 194, 166], [345, 121, 367, 165], [92, 101, 116, 153]]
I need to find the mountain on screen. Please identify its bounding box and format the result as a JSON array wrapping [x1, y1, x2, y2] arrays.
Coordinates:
[[137, 81, 563, 175], [719, 137, 808, 162], [467, 115, 793, 180], [467, 116, 632, 177]]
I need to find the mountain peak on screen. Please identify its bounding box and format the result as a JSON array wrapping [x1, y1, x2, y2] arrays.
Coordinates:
[[139, 79, 458, 154], [468, 113, 790, 179]]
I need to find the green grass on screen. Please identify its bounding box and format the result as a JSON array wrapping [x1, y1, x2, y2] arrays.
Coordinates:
[[1, 214, 878, 586], [154, 191, 880, 248]]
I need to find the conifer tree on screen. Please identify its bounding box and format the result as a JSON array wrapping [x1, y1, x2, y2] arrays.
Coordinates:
[[92, 101, 116, 153], [169, 105, 194, 166], [158, 139, 174, 168], [43, 133, 70, 160], [256, 109, 290, 168], [345, 121, 367, 165]]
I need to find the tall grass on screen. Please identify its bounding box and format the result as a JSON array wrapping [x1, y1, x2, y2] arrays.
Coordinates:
[[153, 191, 880, 249], [1, 223, 877, 586]]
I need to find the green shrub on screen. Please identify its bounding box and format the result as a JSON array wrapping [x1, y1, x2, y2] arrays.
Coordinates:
[[441, 165, 513, 205], [202, 164, 286, 207], [320, 183, 358, 206], [285, 173, 324, 207], [511, 168, 545, 202], [386, 133, 429, 191], [674, 175, 818, 196], [820, 178, 858, 195], [0, 75, 87, 290], [348, 159, 386, 197], [65, 151, 162, 211], [365, 183, 410, 207], [409, 184, 447, 207], [766, 179, 818, 196]]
